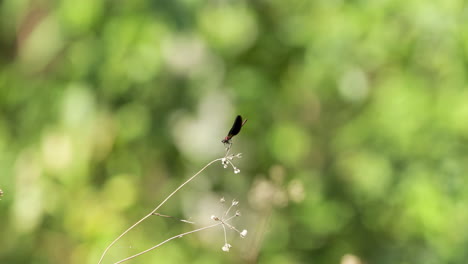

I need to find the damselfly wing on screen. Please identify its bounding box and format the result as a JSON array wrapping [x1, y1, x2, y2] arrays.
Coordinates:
[[222, 115, 247, 144]]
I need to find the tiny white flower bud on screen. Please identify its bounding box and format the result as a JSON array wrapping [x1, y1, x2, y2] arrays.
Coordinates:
[[240, 229, 248, 238], [211, 215, 219, 221], [222, 243, 232, 252], [220, 197, 225, 203], [234, 168, 240, 174], [235, 210, 241, 216], [232, 200, 239, 206]]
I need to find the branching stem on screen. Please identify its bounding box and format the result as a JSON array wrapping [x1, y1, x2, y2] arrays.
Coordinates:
[[97, 158, 223, 264], [113, 222, 222, 264]]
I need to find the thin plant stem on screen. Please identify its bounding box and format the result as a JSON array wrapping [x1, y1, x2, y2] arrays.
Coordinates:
[[224, 143, 232, 157], [152, 213, 195, 224], [222, 224, 228, 245], [98, 158, 223, 264], [114, 200, 241, 263], [113, 222, 223, 264], [223, 222, 240, 233], [224, 201, 235, 218]]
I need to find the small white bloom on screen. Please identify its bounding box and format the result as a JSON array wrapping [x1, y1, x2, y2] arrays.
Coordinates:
[[232, 200, 239, 206], [222, 243, 232, 252], [234, 168, 240, 174], [235, 210, 241, 216], [220, 197, 225, 203], [240, 230, 248, 238]]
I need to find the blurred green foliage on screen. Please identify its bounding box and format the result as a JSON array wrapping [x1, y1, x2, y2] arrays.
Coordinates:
[[1, 0, 467, 263]]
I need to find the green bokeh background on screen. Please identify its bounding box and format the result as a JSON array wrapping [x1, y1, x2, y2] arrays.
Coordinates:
[[1, 0, 467, 263]]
